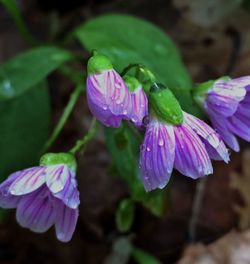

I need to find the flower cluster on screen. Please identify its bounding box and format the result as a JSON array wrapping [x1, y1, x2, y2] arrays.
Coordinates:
[[85, 53, 250, 192], [1, 52, 250, 243]]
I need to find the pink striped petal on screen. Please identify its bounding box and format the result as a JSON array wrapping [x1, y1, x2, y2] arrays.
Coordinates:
[[174, 124, 213, 179], [45, 165, 70, 194], [184, 112, 229, 162], [139, 119, 175, 191], [52, 176, 80, 209], [16, 187, 56, 233], [55, 202, 78, 242], [9, 167, 46, 196]]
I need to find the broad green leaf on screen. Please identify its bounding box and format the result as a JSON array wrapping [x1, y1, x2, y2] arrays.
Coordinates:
[[0, 81, 50, 180], [116, 198, 135, 232], [104, 124, 165, 216], [0, 46, 74, 101], [74, 14, 202, 116], [132, 247, 162, 264]]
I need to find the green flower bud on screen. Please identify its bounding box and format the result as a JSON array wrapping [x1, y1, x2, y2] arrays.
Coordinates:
[[40, 152, 77, 172], [123, 75, 141, 92], [87, 53, 113, 75], [149, 83, 183, 125]]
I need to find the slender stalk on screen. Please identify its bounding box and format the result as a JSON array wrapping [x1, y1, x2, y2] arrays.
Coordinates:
[[70, 119, 98, 155], [121, 63, 142, 77], [42, 83, 84, 153], [188, 177, 208, 242], [0, 0, 38, 46]]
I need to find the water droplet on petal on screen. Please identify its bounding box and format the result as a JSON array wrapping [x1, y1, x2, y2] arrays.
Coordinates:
[[103, 106, 108, 110], [158, 138, 164, 146], [146, 147, 151, 152]]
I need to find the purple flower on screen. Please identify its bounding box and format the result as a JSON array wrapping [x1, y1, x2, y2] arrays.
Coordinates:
[[86, 54, 131, 127], [139, 112, 229, 191], [203, 76, 250, 152], [0, 164, 80, 242]]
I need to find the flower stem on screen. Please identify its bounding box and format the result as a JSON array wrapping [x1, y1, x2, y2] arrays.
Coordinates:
[[42, 83, 84, 153], [121, 63, 143, 77], [69, 119, 98, 155], [188, 177, 207, 242]]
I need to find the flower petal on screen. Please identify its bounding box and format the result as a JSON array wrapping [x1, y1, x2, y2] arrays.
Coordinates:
[[16, 186, 56, 233], [227, 111, 250, 142], [139, 119, 175, 191], [9, 167, 46, 196], [55, 202, 78, 242], [207, 108, 240, 152], [206, 79, 246, 117], [129, 87, 148, 127], [106, 69, 131, 117], [184, 112, 229, 162], [45, 165, 70, 194], [174, 124, 213, 179], [52, 176, 80, 209]]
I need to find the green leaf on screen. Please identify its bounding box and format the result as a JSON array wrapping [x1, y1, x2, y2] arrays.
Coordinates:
[[74, 14, 202, 116], [132, 247, 162, 264], [0, 81, 50, 180], [116, 198, 135, 232], [104, 124, 165, 217], [0, 46, 75, 101]]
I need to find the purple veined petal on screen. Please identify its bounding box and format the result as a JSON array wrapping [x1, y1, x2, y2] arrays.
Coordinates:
[[139, 119, 175, 191], [87, 96, 122, 127], [0, 171, 25, 208], [206, 108, 240, 152], [229, 76, 250, 89], [183, 112, 229, 162], [86, 73, 108, 109], [55, 201, 78, 242], [45, 165, 71, 194], [52, 176, 80, 209], [0, 180, 20, 208], [206, 79, 246, 117], [129, 87, 148, 127], [206, 94, 240, 117], [86, 69, 130, 127], [16, 186, 56, 233], [9, 167, 46, 196], [174, 124, 213, 179], [227, 111, 250, 142], [106, 70, 131, 116]]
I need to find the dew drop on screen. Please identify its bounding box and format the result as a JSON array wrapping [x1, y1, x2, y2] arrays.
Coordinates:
[[123, 110, 128, 115], [146, 147, 151, 152], [158, 138, 164, 146], [103, 106, 108, 110]]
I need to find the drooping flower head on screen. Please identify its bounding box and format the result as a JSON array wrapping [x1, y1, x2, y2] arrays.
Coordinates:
[[139, 83, 229, 191], [194, 76, 250, 152], [0, 152, 80, 242], [123, 75, 148, 127], [86, 53, 131, 127]]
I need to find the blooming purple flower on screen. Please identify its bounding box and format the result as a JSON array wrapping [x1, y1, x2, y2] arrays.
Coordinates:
[[203, 76, 250, 152], [139, 112, 229, 191], [86, 54, 131, 127], [0, 164, 80, 242]]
